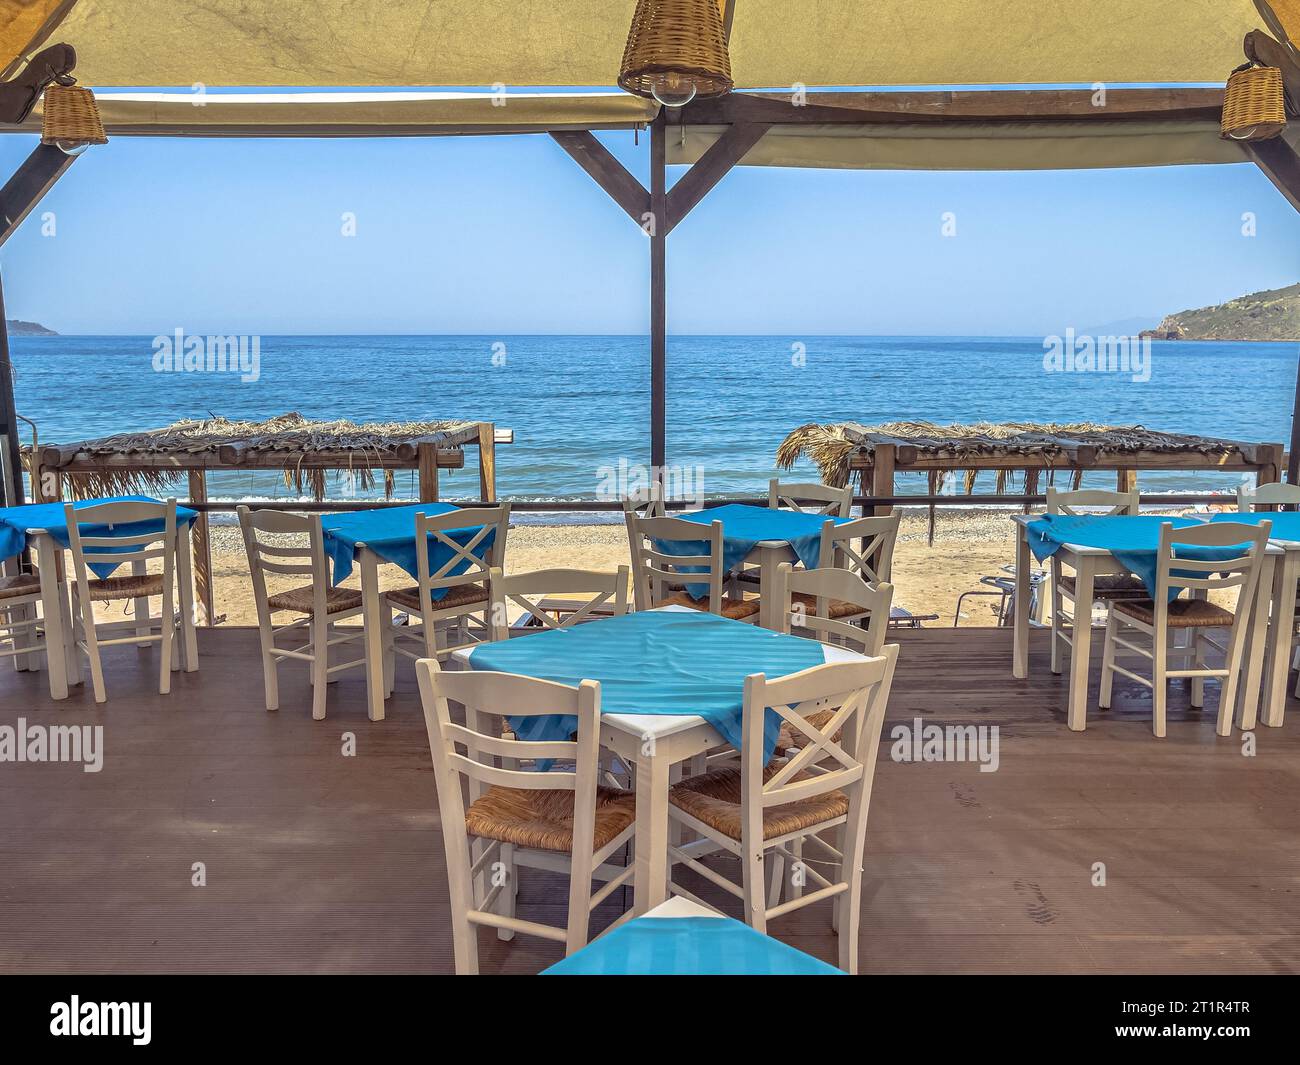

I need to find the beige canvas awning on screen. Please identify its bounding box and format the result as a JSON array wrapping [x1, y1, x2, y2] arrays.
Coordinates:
[[14, 90, 657, 137], [0, 0, 1267, 90], [669, 118, 1263, 171]]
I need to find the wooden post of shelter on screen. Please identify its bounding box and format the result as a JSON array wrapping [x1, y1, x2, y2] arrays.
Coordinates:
[[477, 423, 496, 502], [418, 442, 440, 503], [187, 470, 215, 626]]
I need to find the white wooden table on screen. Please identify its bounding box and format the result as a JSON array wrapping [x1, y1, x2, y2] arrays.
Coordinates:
[[741, 540, 798, 630], [454, 605, 865, 914], [1011, 514, 1275, 732]]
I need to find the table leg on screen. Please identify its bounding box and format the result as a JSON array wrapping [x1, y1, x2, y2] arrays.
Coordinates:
[[1237, 553, 1274, 732], [758, 547, 780, 630], [359, 549, 385, 722], [1066, 556, 1095, 732], [1013, 526, 1031, 679], [632, 749, 671, 915], [34, 535, 68, 701], [175, 524, 199, 672], [1261, 550, 1298, 728]]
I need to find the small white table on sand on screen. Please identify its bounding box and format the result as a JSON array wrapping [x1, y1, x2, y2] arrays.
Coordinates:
[[454, 605, 866, 913], [1011, 514, 1275, 732]]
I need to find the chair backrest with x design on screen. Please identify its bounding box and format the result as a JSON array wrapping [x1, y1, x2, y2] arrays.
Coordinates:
[[488, 566, 629, 637], [413, 505, 511, 601], [768, 478, 852, 518], [818, 514, 899, 585]]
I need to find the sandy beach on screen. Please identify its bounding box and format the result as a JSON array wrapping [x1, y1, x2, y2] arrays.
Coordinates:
[[199, 507, 1185, 629]]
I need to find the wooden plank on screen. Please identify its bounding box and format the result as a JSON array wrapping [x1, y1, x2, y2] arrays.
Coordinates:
[[664, 122, 771, 233], [650, 116, 667, 472], [550, 130, 651, 226], [44, 448, 466, 471], [869, 442, 896, 517], [0, 144, 77, 250], [1245, 137, 1300, 215], [2, 626, 1298, 974], [476, 423, 496, 503], [417, 442, 439, 503], [187, 470, 215, 626]]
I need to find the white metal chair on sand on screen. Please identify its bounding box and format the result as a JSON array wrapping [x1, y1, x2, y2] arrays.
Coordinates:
[[64, 498, 195, 704], [417, 662, 636, 975], [238, 506, 369, 719], [1098, 520, 1270, 738]]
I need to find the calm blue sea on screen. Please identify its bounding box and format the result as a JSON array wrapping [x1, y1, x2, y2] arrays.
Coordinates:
[[10, 334, 1298, 515]]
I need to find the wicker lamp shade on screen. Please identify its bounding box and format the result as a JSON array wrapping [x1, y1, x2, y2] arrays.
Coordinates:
[[619, 0, 732, 107], [1222, 63, 1287, 140], [41, 84, 107, 147]]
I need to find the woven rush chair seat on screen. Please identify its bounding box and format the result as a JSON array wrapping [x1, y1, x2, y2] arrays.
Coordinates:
[[658, 590, 760, 620], [85, 572, 164, 602], [0, 571, 39, 599], [669, 765, 847, 841], [788, 590, 867, 619], [1057, 573, 1147, 598], [464, 785, 636, 852], [386, 582, 489, 613], [776, 706, 841, 752], [266, 584, 363, 616], [1113, 597, 1235, 628]]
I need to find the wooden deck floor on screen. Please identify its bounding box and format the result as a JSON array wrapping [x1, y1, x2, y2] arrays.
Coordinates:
[[1, 625, 1298, 975]]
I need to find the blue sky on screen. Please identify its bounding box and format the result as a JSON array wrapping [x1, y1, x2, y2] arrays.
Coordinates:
[[1, 114, 1297, 336]]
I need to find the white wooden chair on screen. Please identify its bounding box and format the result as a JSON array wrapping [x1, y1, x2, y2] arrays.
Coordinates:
[[775, 563, 893, 657], [665, 647, 899, 973], [416, 661, 636, 973], [1237, 481, 1300, 511], [1098, 520, 1270, 737], [64, 498, 191, 704], [488, 566, 629, 638], [0, 559, 44, 675], [768, 478, 852, 518], [384, 504, 511, 665], [621, 485, 665, 577], [237, 506, 368, 719], [626, 512, 759, 621], [1046, 487, 1144, 675], [819, 514, 899, 584]]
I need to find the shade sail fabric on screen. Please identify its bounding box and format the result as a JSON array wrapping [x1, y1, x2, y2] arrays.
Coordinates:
[[0, 1, 1266, 91], [669, 119, 1257, 171], [18, 90, 657, 137]]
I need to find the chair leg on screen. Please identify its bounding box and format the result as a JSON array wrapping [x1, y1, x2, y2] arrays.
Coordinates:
[[1050, 564, 1063, 675], [497, 843, 516, 941], [1219, 631, 1246, 739], [837, 852, 862, 975], [766, 854, 784, 910], [382, 621, 395, 699], [310, 616, 329, 720], [1152, 625, 1168, 738], [789, 837, 804, 901], [158, 585, 175, 695], [742, 848, 767, 935], [1098, 612, 1117, 709], [76, 588, 107, 704], [1190, 633, 1206, 709]]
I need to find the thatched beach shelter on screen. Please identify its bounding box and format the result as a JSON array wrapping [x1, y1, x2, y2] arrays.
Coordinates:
[[27, 412, 504, 623]]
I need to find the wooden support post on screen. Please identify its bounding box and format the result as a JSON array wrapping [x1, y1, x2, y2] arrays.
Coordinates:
[[417, 442, 439, 503], [0, 271, 23, 507], [650, 115, 667, 474], [870, 444, 896, 517], [187, 470, 215, 626], [477, 423, 497, 503], [1116, 469, 1136, 495]]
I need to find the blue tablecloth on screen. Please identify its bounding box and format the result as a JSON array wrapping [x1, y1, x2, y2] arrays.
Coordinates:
[[1025, 513, 1255, 599], [543, 915, 842, 975], [1210, 510, 1300, 542], [658, 503, 851, 599], [0, 496, 198, 579], [320, 502, 495, 601], [467, 608, 828, 763]]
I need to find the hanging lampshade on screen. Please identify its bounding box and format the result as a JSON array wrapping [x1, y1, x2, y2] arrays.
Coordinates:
[[41, 84, 107, 150], [1222, 62, 1287, 140], [619, 0, 733, 108]]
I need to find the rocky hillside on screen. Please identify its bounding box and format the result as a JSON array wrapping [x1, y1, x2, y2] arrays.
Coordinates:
[[5, 319, 56, 336], [1141, 284, 1300, 341]]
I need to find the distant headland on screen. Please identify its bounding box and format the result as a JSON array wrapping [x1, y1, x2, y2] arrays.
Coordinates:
[[1140, 283, 1299, 342], [6, 319, 57, 336]]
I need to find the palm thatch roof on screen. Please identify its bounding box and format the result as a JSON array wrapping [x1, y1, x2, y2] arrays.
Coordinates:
[[27, 412, 481, 500], [777, 421, 1263, 488]]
